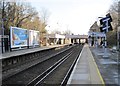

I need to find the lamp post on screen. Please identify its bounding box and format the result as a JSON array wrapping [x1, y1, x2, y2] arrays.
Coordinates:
[[1, 18, 5, 53], [0, 23, 2, 54]]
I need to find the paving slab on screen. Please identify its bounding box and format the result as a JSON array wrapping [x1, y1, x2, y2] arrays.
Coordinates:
[[67, 44, 104, 85], [90, 46, 119, 85]]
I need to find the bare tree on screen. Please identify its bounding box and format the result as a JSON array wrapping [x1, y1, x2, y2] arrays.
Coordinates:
[[63, 29, 72, 35], [108, 0, 119, 30], [51, 29, 61, 34], [21, 14, 42, 31], [38, 8, 51, 46], [40, 8, 50, 24], [0, 0, 38, 34], [39, 8, 51, 33], [107, 0, 119, 46], [13, 2, 38, 27]]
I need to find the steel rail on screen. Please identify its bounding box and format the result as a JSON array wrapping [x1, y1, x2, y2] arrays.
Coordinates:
[[2, 46, 74, 81], [26, 50, 73, 86], [60, 47, 81, 85]]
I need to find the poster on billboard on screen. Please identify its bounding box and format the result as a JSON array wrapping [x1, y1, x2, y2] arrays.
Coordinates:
[[34, 31, 40, 46], [29, 30, 40, 46], [10, 27, 28, 48], [29, 30, 34, 46]]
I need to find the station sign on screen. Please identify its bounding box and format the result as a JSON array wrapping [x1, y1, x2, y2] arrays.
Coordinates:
[[88, 32, 105, 37], [99, 13, 113, 33]]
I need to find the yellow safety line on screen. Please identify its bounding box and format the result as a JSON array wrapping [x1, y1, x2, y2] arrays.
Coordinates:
[[89, 48, 105, 86], [94, 60, 105, 85]]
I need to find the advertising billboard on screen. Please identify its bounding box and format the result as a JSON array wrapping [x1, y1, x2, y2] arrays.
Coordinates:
[[10, 27, 28, 48], [34, 31, 40, 46], [29, 30, 34, 46], [29, 30, 40, 46]]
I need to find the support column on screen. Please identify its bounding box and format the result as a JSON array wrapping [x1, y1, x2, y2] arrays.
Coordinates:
[[61, 39, 64, 44], [79, 39, 80, 44]]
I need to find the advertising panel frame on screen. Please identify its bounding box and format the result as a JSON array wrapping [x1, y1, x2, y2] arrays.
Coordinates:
[[29, 30, 40, 47], [34, 30, 40, 46], [29, 30, 34, 46], [10, 27, 28, 48]]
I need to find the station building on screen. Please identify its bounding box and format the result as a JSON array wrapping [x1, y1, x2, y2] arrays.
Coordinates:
[[88, 21, 106, 47], [45, 34, 88, 46]]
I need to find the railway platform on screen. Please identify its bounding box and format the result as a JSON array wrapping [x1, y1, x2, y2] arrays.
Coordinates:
[[1, 44, 68, 59], [67, 44, 105, 85]]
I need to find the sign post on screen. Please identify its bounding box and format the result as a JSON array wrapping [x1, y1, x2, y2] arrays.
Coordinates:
[[102, 18, 109, 57], [1, 19, 5, 53], [99, 13, 113, 57]]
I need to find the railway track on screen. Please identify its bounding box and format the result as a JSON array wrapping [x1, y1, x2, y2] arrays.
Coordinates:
[[2, 45, 69, 72], [27, 51, 73, 86], [27, 45, 82, 86], [2, 44, 83, 86], [2, 45, 71, 79]]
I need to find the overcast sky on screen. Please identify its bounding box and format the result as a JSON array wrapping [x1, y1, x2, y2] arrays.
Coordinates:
[[29, 0, 113, 35]]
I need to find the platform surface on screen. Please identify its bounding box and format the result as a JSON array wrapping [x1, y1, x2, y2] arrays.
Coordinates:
[[67, 44, 105, 85], [1, 44, 67, 59]]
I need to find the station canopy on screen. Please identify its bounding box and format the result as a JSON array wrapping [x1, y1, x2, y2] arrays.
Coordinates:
[[46, 34, 65, 39]]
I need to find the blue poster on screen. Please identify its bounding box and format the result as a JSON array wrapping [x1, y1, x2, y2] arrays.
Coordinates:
[[11, 27, 28, 48]]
